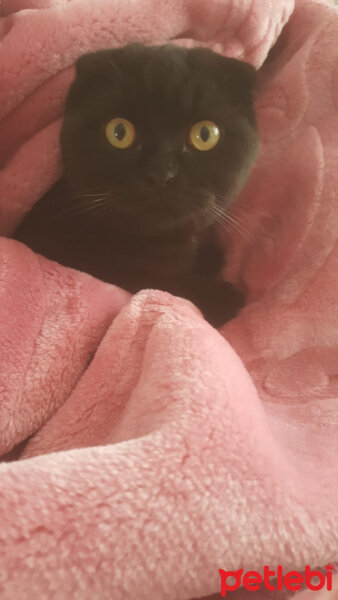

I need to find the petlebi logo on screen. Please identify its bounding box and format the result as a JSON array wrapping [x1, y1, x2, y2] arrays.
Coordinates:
[[219, 564, 334, 597]]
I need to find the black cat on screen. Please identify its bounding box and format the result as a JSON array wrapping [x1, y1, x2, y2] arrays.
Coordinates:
[[14, 43, 259, 326]]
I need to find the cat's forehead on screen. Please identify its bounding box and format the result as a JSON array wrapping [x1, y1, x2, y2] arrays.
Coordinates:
[[102, 45, 224, 123], [70, 45, 256, 134]]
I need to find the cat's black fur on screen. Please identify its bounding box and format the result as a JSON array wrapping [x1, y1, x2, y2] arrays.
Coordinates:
[[14, 44, 259, 326]]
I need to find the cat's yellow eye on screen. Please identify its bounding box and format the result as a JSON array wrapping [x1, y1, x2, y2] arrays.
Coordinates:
[[105, 118, 135, 149], [189, 120, 220, 151]]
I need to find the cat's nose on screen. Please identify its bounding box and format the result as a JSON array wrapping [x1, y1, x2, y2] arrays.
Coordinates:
[[144, 163, 178, 186]]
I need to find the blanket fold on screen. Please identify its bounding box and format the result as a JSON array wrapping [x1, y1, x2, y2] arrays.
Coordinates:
[[0, 0, 338, 598]]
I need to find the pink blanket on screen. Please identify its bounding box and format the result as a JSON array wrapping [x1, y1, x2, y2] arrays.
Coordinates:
[[1, 0, 338, 598]]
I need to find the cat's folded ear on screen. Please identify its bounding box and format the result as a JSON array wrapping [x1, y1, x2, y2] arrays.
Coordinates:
[[221, 57, 257, 97], [75, 45, 143, 80], [66, 50, 120, 109], [189, 48, 256, 101], [75, 50, 111, 79], [75, 52, 95, 77]]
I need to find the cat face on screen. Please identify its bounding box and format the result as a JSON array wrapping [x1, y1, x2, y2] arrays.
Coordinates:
[[60, 44, 259, 229]]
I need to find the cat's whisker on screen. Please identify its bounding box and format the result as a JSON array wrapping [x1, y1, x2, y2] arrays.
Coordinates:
[[71, 193, 110, 201], [65, 196, 108, 210], [215, 218, 243, 241], [31, 188, 111, 213], [210, 204, 254, 242], [205, 187, 276, 225], [228, 203, 280, 238], [220, 220, 250, 242], [207, 191, 256, 242], [225, 216, 254, 242], [109, 59, 122, 82], [49, 195, 111, 221], [235, 202, 277, 220], [211, 205, 227, 220], [190, 187, 257, 242]]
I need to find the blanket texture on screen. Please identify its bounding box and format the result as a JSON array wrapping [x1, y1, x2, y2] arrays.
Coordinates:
[[0, 0, 338, 598]]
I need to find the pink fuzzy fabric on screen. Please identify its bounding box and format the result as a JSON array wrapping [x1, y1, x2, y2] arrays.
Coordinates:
[[0, 0, 338, 598]]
